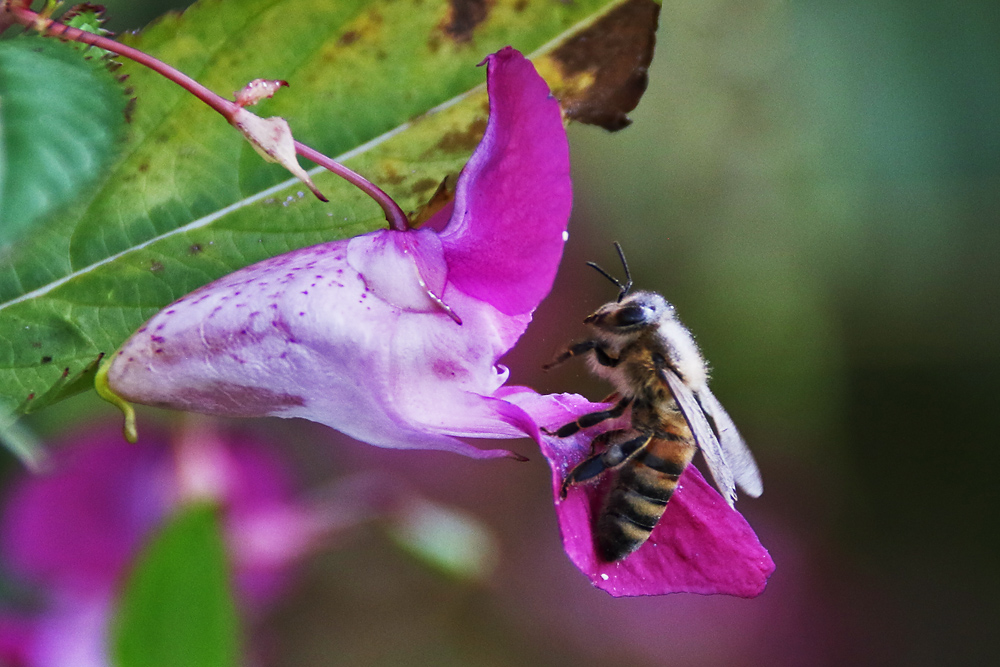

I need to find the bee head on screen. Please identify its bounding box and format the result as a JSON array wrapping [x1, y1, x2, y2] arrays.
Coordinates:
[[585, 291, 674, 332], [584, 243, 676, 332]]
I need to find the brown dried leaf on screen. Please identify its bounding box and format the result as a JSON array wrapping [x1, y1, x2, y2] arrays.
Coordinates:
[[538, 0, 660, 131]]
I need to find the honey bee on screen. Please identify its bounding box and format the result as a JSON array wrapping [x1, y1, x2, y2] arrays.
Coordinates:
[[544, 243, 762, 561]]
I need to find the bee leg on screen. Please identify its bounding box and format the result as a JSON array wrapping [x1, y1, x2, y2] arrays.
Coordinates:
[[587, 428, 624, 455], [543, 340, 596, 370], [593, 346, 619, 368], [543, 341, 619, 370], [560, 432, 654, 499], [542, 396, 631, 438]]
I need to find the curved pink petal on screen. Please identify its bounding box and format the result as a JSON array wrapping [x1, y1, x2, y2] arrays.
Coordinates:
[[507, 389, 774, 597], [437, 46, 572, 316]]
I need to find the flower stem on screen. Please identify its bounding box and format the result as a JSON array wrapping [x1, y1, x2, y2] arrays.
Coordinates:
[[295, 142, 409, 231], [5, 4, 410, 231]]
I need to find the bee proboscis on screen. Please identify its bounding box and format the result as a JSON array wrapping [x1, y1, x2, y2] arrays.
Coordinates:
[[544, 243, 763, 562]]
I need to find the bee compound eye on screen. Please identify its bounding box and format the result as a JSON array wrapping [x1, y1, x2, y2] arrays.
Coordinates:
[[616, 304, 647, 326]]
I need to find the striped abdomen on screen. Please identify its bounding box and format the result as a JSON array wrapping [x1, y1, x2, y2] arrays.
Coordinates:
[[595, 433, 697, 562]]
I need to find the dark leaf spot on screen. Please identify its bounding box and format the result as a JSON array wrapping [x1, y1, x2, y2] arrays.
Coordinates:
[[409, 177, 457, 228], [410, 178, 439, 195], [440, 0, 494, 43], [435, 116, 488, 153], [378, 162, 406, 185], [41, 356, 52, 364], [150, 260, 164, 273]]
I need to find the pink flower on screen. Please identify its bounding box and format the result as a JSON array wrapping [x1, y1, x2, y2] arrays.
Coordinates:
[[102, 47, 771, 596], [106, 47, 570, 461]]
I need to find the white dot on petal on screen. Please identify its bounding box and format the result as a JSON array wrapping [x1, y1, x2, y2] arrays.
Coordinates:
[[562, 231, 570, 242], [600, 573, 609, 580]]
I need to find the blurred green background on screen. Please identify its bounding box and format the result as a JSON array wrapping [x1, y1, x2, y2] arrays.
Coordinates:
[[15, 0, 1000, 664]]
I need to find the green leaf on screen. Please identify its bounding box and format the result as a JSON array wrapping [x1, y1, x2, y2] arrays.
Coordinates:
[[0, 0, 659, 419], [111, 503, 239, 667], [0, 37, 128, 246]]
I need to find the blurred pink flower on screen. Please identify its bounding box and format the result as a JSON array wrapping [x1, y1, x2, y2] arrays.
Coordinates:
[[0, 423, 323, 666], [106, 47, 570, 461]]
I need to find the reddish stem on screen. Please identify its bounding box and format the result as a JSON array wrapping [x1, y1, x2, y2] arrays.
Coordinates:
[[294, 142, 409, 231], [5, 4, 410, 232]]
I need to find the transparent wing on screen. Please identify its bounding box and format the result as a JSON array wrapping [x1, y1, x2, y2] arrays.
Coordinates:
[[658, 366, 737, 507], [696, 386, 763, 498]]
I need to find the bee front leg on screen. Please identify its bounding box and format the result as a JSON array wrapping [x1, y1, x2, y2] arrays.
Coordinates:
[[543, 340, 619, 371], [542, 396, 631, 438]]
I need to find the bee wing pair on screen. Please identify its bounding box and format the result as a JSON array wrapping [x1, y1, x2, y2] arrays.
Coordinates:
[[658, 366, 763, 507]]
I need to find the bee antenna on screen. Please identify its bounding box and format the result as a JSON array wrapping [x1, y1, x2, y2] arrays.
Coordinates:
[[586, 242, 633, 302], [613, 241, 633, 299]]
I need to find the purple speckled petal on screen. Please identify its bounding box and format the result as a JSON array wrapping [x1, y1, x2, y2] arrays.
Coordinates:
[[108, 236, 531, 459], [507, 389, 774, 597], [108, 47, 569, 460], [438, 46, 572, 316]]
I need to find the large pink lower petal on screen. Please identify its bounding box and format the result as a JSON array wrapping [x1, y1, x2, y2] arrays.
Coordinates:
[[507, 389, 774, 597]]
